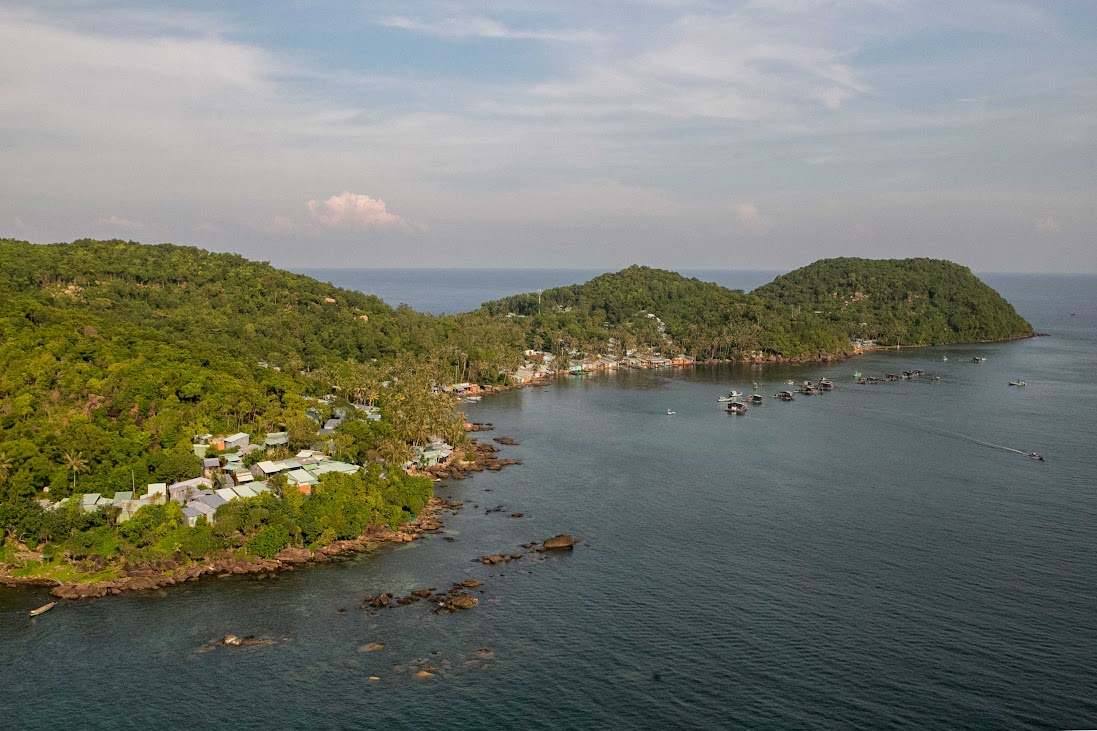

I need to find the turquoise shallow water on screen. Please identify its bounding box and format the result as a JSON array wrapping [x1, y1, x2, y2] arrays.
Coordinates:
[[2, 273, 1095, 729]]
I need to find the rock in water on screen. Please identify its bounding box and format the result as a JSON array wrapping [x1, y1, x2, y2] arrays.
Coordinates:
[[444, 594, 479, 611], [541, 534, 576, 551]]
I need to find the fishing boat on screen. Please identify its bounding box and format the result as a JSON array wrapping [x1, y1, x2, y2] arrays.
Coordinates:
[[818, 378, 835, 391], [971, 356, 986, 363], [29, 602, 56, 617], [748, 394, 764, 405], [774, 391, 795, 401], [724, 402, 746, 414], [1009, 380, 1026, 387]]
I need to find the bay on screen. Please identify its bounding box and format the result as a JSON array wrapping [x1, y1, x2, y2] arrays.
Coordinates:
[[3, 272, 1096, 729]]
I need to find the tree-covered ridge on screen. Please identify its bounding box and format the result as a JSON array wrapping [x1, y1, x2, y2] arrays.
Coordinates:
[[0, 238, 504, 502], [752, 257, 1033, 346], [480, 265, 853, 360]]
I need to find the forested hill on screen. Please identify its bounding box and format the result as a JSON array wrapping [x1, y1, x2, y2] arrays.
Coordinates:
[[0, 239, 524, 500], [479, 265, 853, 360], [752, 258, 1033, 346]]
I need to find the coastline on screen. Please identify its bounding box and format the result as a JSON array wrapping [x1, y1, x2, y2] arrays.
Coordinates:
[[0, 438, 522, 602], [2, 330, 1039, 603]]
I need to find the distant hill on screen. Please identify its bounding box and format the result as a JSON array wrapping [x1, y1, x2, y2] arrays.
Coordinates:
[[752, 258, 1033, 346], [480, 265, 853, 360]]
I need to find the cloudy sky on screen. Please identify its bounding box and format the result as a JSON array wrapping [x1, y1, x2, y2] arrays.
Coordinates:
[[2, 1, 1094, 271]]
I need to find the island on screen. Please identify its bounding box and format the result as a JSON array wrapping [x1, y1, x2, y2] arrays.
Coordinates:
[[0, 238, 1034, 598]]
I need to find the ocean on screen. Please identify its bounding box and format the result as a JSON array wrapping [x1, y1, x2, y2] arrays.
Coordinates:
[[2, 271, 1095, 729]]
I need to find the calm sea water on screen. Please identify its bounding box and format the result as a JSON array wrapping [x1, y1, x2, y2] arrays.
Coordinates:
[[3, 272, 1096, 729]]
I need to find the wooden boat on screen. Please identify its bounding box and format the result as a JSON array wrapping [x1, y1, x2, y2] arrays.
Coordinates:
[[724, 402, 746, 414], [29, 602, 57, 617]]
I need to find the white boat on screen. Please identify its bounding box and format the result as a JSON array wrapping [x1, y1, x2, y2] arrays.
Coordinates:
[[666, 409, 676, 415], [786, 380, 796, 386], [717, 391, 743, 402], [465, 396, 482, 402]]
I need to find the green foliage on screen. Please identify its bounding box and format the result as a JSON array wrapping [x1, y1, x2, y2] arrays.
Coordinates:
[[752, 257, 1032, 346], [479, 265, 851, 360], [246, 524, 291, 559]]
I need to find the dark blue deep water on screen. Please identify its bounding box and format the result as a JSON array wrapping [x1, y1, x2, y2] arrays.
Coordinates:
[[3, 272, 1096, 729]]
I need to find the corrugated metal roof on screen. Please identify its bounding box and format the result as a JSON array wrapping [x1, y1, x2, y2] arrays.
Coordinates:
[[285, 469, 314, 485]]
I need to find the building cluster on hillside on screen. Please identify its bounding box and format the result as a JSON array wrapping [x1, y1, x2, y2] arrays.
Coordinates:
[[43, 397, 386, 526]]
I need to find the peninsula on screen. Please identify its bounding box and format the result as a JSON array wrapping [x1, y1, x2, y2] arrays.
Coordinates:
[[0, 239, 1034, 596]]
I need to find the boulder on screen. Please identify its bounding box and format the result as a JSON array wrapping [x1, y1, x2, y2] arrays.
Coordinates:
[[541, 534, 576, 551], [445, 594, 478, 611]]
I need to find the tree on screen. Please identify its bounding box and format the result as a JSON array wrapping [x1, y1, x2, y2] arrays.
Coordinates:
[[62, 451, 89, 492]]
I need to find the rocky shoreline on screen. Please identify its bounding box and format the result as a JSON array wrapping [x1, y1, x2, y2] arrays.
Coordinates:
[[2, 436, 525, 602]]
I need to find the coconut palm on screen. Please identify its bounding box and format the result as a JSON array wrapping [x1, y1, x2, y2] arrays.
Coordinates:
[[61, 451, 89, 492]]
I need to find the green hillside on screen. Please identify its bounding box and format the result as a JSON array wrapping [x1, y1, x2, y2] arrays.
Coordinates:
[[752, 258, 1033, 346], [479, 265, 852, 360], [0, 238, 517, 501]]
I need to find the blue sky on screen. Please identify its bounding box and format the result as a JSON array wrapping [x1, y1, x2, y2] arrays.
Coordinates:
[[1, 1, 1094, 271]]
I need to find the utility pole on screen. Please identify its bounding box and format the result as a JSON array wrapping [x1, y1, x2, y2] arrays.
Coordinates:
[[537, 289, 542, 315]]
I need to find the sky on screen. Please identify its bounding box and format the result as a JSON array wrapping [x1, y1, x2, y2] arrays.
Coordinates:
[[1, 1, 1095, 272]]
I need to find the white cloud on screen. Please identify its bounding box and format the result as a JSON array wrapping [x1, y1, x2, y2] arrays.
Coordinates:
[[735, 202, 772, 231], [1034, 216, 1061, 234], [379, 15, 602, 43], [98, 214, 139, 228], [306, 192, 409, 230]]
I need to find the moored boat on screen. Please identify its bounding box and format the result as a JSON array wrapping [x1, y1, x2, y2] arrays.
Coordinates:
[[748, 394, 764, 405], [774, 390, 795, 401], [724, 402, 746, 414], [29, 602, 57, 617]]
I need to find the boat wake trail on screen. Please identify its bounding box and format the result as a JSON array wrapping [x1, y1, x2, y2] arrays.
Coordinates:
[[838, 401, 1035, 457]]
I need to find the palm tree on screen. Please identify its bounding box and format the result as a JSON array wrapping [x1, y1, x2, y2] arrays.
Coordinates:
[[62, 451, 89, 492]]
